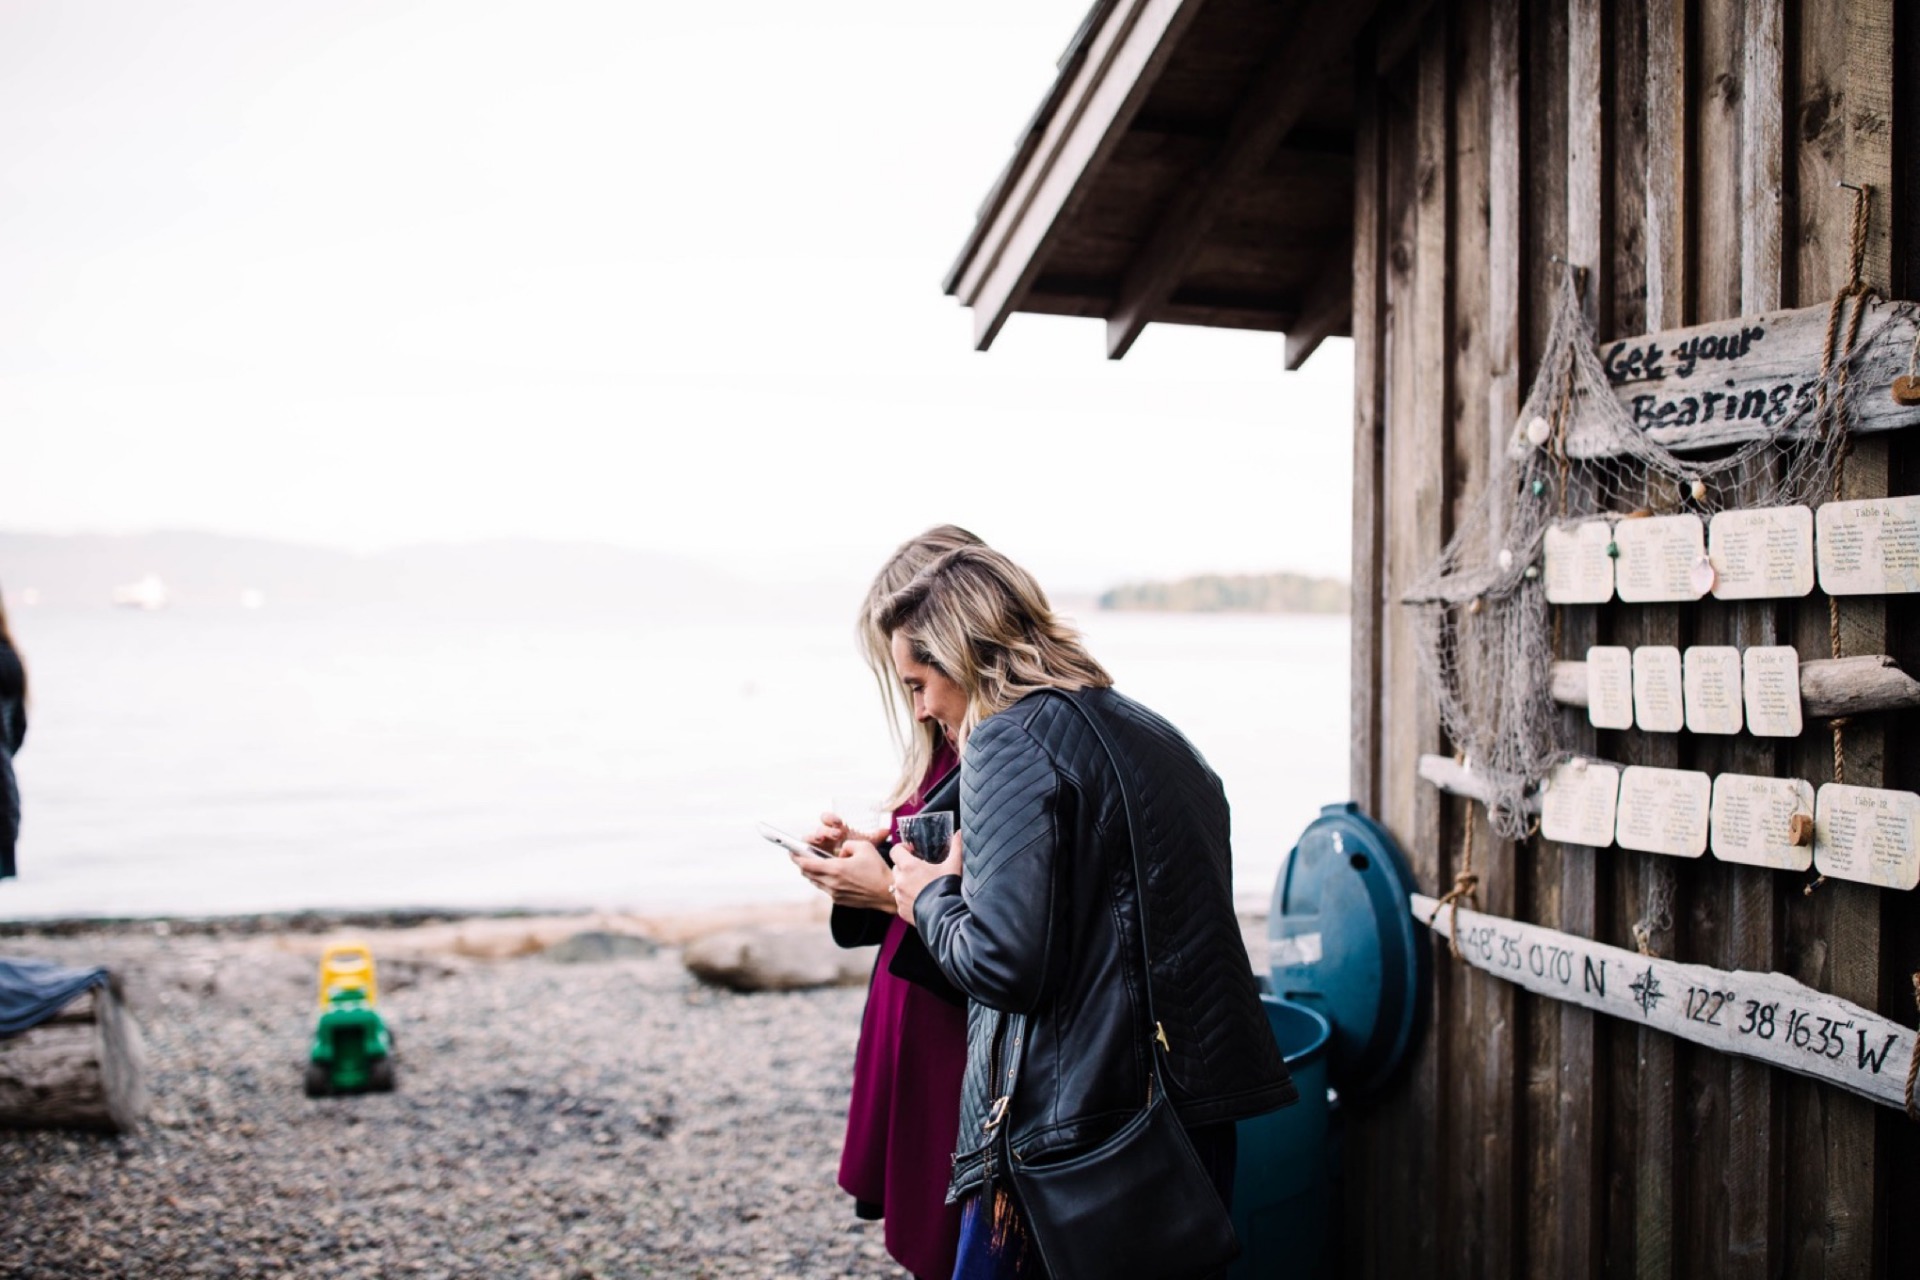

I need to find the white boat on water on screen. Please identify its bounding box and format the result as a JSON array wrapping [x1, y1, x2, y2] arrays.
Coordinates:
[[112, 573, 170, 611]]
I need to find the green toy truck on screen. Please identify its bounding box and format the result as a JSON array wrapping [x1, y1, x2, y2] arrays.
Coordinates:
[[304, 942, 396, 1097]]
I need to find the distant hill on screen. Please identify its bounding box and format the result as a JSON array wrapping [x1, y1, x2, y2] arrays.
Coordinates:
[[1098, 571, 1348, 615], [0, 530, 830, 621]]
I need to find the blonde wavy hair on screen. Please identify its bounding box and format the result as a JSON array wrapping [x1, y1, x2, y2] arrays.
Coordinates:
[[861, 526, 985, 807], [875, 545, 1111, 743]]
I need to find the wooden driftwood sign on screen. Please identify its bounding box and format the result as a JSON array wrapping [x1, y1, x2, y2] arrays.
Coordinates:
[[1414, 894, 1917, 1113], [1559, 298, 1920, 458]]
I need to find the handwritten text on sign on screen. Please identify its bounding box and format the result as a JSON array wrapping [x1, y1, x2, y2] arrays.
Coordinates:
[[1545, 299, 1920, 458], [1414, 894, 1917, 1112]]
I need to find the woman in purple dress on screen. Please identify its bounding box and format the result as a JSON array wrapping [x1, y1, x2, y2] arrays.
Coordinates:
[[789, 526, 982, 1279]]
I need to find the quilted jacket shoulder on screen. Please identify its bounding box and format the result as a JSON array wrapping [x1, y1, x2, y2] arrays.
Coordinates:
[[914, 687, 1295, 1202]]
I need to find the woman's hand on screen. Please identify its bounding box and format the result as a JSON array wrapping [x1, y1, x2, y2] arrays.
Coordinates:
[[807, 811, 889, 855], [890, 830, 962, 922], [792, 838, 896, 913]]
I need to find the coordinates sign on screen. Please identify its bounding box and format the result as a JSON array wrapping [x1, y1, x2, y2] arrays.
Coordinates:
[[1416, 894, 1917, 1112]]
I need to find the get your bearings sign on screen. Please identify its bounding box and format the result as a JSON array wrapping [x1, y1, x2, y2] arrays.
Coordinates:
[[1559, 298, 1920, 458]]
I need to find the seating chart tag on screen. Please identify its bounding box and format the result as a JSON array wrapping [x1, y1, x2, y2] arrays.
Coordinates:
[[1615, 766, 1712, 858], [1614, 514, 1707, 602], [1682, 646, 1744, 735], [1710, 774, 1815, 871], [1741, 646, 1803, 739], [1816, 496, 1920, 595], [1708, 505, 1814, 599], [1586, 646, 1634, 730], [1543, 521, 1616, 604], [1540, 761, 1621, 848], [1632, 646, 1685, 733], [1814, 784, 1920, 891]]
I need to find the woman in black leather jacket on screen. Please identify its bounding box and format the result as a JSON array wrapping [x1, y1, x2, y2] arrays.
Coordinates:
[[885, 546, 1294, 1279]]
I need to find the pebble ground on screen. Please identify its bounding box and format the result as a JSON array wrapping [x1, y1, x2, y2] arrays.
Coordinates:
[[0, 925, 896, 1279]]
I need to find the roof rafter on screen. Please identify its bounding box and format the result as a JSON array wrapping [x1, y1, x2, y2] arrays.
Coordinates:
[[1103, 1, 1381, 359], [948, 0, 1209, 351], [1284, 228, 1356, 369]]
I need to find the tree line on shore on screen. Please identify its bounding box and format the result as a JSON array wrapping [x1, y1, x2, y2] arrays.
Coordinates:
[[1098, 571, 1348, 615]]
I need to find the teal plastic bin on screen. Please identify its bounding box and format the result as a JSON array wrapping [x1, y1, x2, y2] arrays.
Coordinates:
[[1229, 802, 1429, 1279], [1228, 995, 1332, 1280]]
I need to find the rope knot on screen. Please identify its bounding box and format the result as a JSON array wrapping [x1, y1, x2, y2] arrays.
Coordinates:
[[1429, 871, 1482, 961]]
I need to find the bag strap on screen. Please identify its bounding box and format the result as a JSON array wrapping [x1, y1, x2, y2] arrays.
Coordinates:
[[985, 687, 1172, 1147]]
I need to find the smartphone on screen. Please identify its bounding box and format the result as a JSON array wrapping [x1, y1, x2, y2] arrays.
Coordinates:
[[757, 822, 835, 859]]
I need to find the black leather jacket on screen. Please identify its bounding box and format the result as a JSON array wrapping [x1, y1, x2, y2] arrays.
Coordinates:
[[913, 687, 1295, 1202]]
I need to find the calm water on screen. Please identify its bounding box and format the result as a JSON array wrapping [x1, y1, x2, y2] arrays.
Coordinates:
[[1, 606, 1350, 920]]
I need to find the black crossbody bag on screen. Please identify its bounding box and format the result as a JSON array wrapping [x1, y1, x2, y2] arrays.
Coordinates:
[[986, 690, 1239, 1280]]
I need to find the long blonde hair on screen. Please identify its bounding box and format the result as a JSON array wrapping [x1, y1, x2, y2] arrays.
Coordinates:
[[861, 526, 985, 807], [875, 545, 1111, 743]]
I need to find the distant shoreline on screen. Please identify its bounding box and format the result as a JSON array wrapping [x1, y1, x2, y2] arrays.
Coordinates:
[[1098, 570, 1348, 614], [0, 900, 827, 943]]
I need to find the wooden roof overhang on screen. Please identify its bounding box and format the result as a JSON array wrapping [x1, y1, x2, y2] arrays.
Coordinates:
[[944, 0, 1379, 365]]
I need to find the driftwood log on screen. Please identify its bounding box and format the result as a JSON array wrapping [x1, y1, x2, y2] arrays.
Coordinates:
[[0, 978, 147, 1133], [1549, 652, 1920, 716]]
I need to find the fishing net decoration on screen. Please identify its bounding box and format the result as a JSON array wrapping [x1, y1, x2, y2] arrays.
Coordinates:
[[1400, 269, 1900, 842]]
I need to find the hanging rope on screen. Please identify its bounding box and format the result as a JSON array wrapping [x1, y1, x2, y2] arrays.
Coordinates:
[[1428, 797, 1481, 961], [1806, 183, 1873, 898]]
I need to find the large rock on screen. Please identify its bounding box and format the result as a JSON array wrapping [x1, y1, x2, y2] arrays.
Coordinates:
[[681, 924, 873, 993], [542, 930, 657, 964]]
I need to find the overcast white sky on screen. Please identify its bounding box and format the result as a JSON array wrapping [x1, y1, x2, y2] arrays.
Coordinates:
[[0, 0, 1354, 594]]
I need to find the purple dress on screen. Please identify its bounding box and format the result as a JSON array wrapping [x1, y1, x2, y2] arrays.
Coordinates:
[[837, 752, 967, 1280]]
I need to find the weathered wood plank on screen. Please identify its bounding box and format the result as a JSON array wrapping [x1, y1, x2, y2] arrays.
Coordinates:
[[1401, 15, 1449, 1274], [1816, 5, 1898, 1273], [1457, 1, 1518, 1273], [1342, 53, 1386, 1266], [1349, 40, 1387, 833], [1681, 10, 1747, 1269], [1523, 1, 1572, 1270], [1615, 10, 1676, 1274], [1414, 895, 1918, 1112], [1561, 4, 1608, 1273], [1359, 23, 1433, 1278], [1729, 7, 1787, 1270]]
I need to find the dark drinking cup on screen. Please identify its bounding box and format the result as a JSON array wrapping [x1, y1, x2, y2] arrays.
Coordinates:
[[897, 811, 955, 863]]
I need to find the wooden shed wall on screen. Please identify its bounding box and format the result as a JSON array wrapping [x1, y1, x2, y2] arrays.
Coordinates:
[[1347, 3, 1920, 1276]]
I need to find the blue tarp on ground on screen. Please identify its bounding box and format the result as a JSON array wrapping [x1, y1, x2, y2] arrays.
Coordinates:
[[0, 958, 108, 1037]]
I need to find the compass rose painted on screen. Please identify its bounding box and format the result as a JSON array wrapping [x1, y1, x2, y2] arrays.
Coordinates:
[[1630, 966, 1666, 1018]]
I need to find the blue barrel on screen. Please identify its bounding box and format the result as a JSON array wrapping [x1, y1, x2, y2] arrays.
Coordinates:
[[1228, 995, 1332, 1280]]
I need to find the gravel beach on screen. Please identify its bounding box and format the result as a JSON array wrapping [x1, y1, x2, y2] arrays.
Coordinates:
[[0, 907, 896, 1280], [1, 907, 1275, 1279]]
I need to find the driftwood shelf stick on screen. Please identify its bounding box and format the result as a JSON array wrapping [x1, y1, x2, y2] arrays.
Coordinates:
[[1549, 653, 1920, 717], [1416, 755, 1542, 815]]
